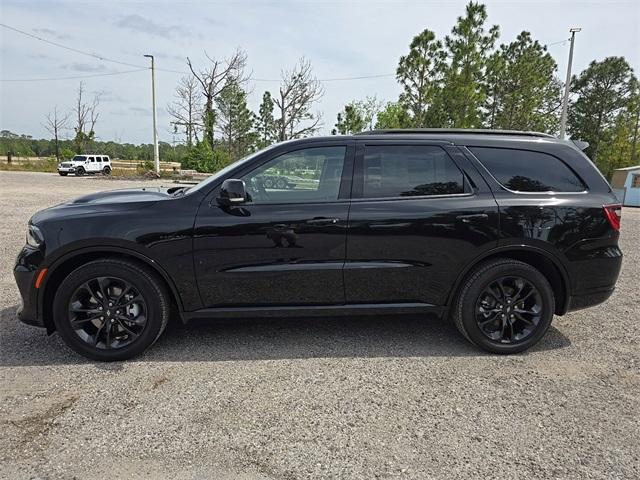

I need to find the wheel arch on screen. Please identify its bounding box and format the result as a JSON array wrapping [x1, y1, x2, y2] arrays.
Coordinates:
[[446, 246, 571, 316], [40, 247, 185, 333]]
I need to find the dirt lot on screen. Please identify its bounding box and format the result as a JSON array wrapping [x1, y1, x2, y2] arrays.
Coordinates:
[[0, 170, 638, 479]]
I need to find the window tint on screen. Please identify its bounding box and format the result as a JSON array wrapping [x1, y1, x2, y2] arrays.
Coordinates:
[[361, 145, 466, 198], [89, 157, 95, 163], [241, 146, 346, 204], [103, 157, 109, 162], [470, 147, 585, 192]]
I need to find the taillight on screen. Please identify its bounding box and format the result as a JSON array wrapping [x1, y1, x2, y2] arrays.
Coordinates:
[[603, 204, 622, 231]]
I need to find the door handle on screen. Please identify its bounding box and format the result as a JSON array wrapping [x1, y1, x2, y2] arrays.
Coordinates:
[[307, 217, 339, 225], [456, 214, 489, 223]]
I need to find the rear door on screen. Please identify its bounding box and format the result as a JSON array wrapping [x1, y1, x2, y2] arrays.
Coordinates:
[[345, 140, 499, 306]]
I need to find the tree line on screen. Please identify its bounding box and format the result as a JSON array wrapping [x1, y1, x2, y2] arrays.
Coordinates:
[[3, 1, 638, 179]]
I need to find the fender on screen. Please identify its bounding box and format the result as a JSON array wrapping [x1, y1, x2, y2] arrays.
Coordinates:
[[444, 243, 572, 315], [38, 244, 186, 326]]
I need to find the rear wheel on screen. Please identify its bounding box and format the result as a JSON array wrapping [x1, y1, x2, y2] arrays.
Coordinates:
[[52, 259, 170, 361], [103, 165, 111, 175], [75, 167, 85, 176], [275, 178, 287, 189], [451, 259, 554, 354]]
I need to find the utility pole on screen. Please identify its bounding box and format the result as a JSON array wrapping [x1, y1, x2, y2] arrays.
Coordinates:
[[559, 28, 581, 139], [144, 54, 160, 174]]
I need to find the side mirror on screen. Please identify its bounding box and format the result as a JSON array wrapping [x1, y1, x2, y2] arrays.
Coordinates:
[[217, 179, 247, 206]]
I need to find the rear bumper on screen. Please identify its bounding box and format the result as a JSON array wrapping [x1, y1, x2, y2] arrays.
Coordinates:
[[567, 287, 616, 312], [564, 244, 622, 313]]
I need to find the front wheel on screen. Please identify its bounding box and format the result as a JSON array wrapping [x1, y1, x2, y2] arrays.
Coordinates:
[[451, 259, 554, 354], [52, 259, 170, 361]]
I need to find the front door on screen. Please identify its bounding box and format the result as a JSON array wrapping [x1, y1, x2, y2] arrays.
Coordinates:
[[194, 143, 353, 308], [345, 141, 499, 306]]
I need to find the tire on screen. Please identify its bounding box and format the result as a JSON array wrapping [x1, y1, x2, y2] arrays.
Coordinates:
[[275, 178, 287, 189], [451, 258, 555, 354], [52, 258, 170, 361], [75, 167, 85, 176], [103, 166, 111, 175], [264, 178, 274, 189], [58, 172, 68, 176]]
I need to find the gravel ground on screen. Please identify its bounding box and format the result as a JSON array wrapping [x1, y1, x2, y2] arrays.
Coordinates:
[[0, 170, 638, 480]]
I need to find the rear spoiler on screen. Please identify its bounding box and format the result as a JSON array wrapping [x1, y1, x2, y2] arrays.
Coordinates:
[[571, 139, 589, 151]]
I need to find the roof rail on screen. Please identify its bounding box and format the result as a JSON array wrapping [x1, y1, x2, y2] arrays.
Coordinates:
[[356, 128, 555, 138]]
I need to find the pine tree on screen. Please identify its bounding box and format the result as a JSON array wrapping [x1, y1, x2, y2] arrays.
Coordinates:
[[568, 57, 636, 166], [255, 91, 276, 148], [437, 1, 499, 128], [216, 80, 256, 160], [396, 29, 447, 127], [484, 31, 562, 133]]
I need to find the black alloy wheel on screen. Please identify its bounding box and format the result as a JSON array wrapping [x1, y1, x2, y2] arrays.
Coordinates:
[[68, 276, 148, 350], [451, 258, 554, 354], [53, 259, 170, 361], [475, 276, 543, 344]]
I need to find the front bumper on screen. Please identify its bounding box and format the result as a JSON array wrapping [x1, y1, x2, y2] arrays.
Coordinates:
[[58, 166, 76, 173], [14, 247, 45, 328]]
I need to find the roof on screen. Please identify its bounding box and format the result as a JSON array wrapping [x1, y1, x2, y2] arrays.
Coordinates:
[[355, 128, 555, 138]]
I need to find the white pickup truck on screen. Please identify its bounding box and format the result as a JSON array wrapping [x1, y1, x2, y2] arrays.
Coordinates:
[[58, 155, 112, 176]]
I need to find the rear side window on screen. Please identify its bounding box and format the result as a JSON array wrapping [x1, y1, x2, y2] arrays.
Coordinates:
[[103, 157, 109, 162], [361, 145, 466, 198], [470, 147, 585, 192]]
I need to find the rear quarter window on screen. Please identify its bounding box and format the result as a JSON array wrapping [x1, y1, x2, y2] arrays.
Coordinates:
[[469, 147, 585, 192]]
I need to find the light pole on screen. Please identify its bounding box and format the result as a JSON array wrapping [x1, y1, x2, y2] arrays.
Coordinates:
[[559, 28, 581, 139], [144, 54, 160, 174]]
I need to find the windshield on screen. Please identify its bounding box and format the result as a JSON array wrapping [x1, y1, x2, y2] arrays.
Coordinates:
[[72, 155, 87, 162], [186, 144, 280, 195]]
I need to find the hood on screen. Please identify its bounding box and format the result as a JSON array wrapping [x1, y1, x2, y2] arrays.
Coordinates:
[[30, 187, 172, 224], [69, 187, 170, 205]]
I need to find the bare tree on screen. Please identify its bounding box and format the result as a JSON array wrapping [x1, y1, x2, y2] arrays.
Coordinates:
[[43, 107, 70, 162], [274, 58, 324, 141], [167, 75, 202, 147], [186, 49, 249, 147], [72, 82, 100, 153]]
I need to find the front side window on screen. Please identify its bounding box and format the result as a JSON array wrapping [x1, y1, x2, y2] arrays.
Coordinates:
[[241, 146, 346, 204], [470, 147, 585, 192], [361, 145, 466, 198], [72, 155, 86, 162]]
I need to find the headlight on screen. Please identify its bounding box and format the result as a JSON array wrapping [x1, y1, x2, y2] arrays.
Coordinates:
[[26, 224, 44, 248]]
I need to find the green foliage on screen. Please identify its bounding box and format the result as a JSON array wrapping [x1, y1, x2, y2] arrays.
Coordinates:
[[255, 91, 277, 148], [374, 102, 410, 129], [436, 1, 499, 128], [568, 57, 637, 169], [333, 97, 382, 134], [396, 29, 446, 127], [216, 80, 256, 160], [485, 31, 562, 133]]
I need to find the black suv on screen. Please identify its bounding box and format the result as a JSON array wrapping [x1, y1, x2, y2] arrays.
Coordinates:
[[14, 129, 623, 361]]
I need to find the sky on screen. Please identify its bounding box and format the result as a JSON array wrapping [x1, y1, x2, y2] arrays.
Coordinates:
[[1, 0, 639, 145]]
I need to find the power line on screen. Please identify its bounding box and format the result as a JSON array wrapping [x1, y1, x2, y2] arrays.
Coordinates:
[[0, 68, 149, 82], [0, 23, 146, 69]]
